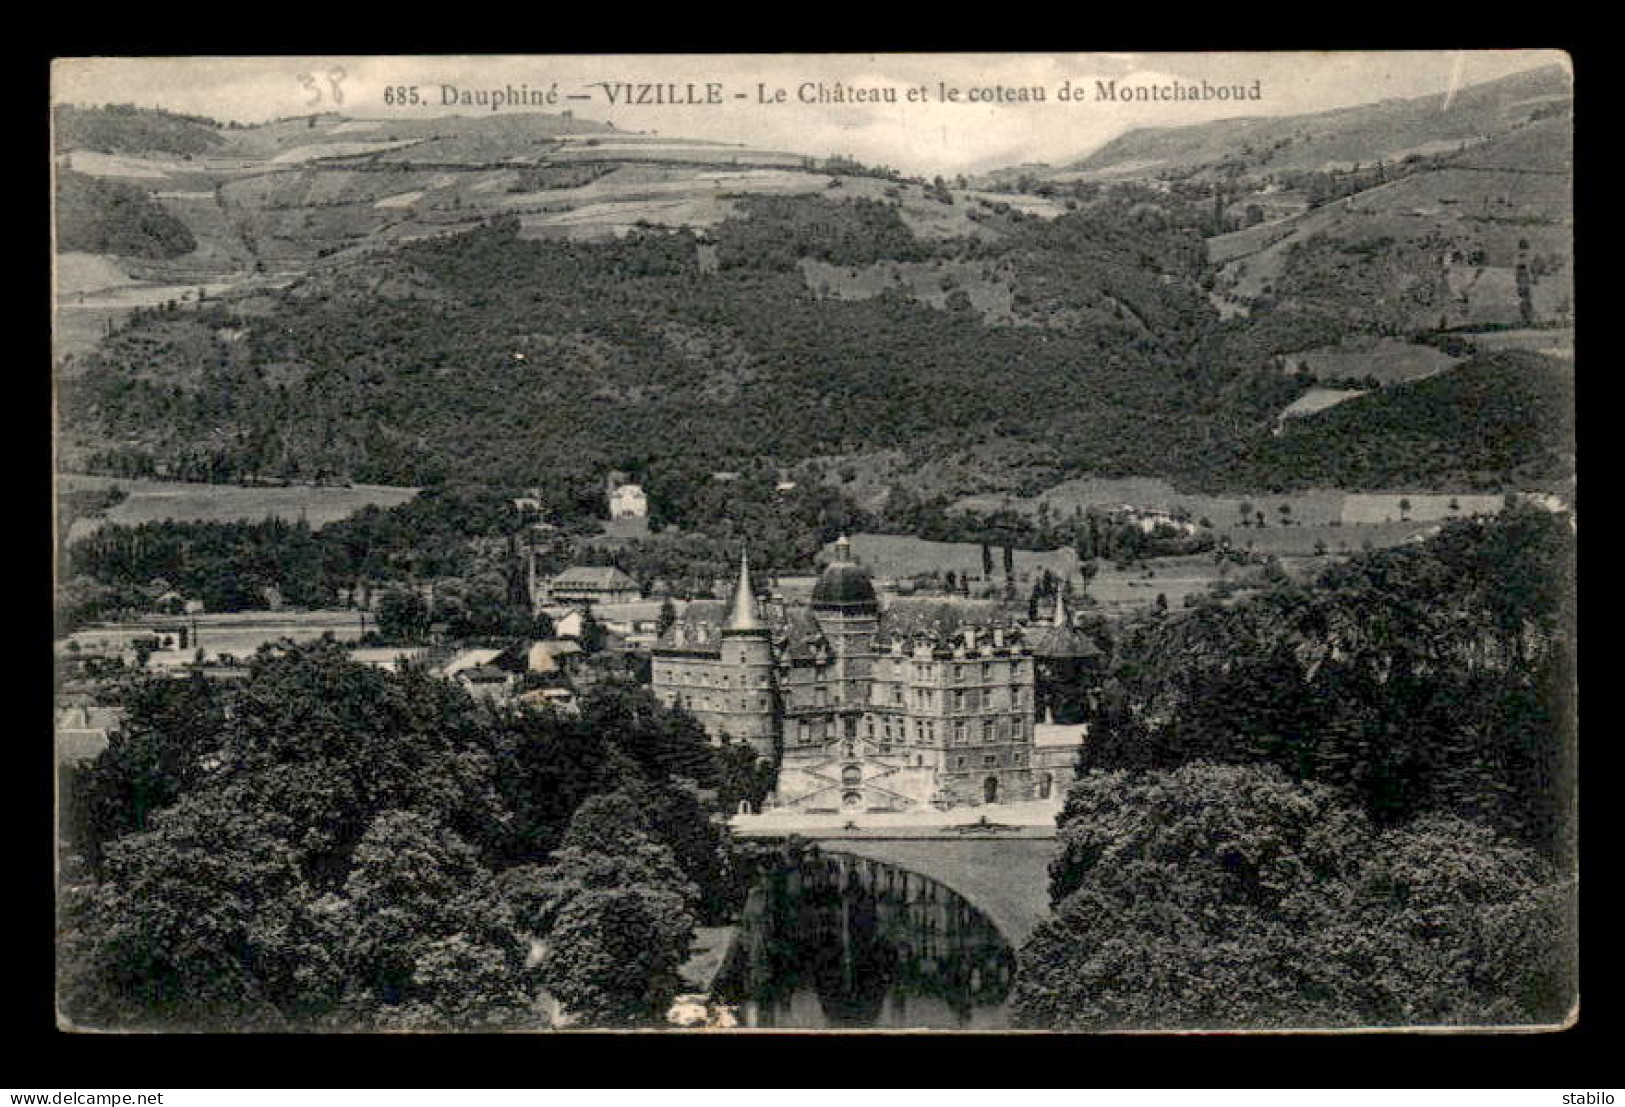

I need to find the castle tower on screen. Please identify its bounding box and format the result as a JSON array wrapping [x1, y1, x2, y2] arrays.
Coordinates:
[[810, 536, 881, 743], [718, 550, 779, 759], [1027, 577, 1101, 726]]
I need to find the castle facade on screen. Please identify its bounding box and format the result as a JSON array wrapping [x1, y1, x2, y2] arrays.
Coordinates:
[[650, 539, 1048, 811]]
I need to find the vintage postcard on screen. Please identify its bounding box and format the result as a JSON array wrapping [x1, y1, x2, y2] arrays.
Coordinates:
[[51, 52, 1576, 1033]]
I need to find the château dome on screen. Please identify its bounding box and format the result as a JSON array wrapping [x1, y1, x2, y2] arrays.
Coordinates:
[[811, 536, 878, 612]]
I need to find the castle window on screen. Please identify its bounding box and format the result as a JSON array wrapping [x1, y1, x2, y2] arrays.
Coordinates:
[[983, 661, 993, 681], [954, 664, 965, 683], [953, 721, 966, 745], [983, 754, 998, 768], [982, 719, 995, 743]]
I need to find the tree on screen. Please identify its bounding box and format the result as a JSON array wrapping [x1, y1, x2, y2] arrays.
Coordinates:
[[334, 810, 533, 1030], [1399, 497, 1413, 521], [525, 794, 700, 1026], [713, 738, 776, 815], [377, 588, 430, 643], [1013, 764, 1572, 1030], [538, 883, 695, 1027], [62, 784, 324, 1030], [76, 671, 227, 873], [656, 598, 677, 637], [577, 609, 607, 654], [62, 639, 744, 1031]]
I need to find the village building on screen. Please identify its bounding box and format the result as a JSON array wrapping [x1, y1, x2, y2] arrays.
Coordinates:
[[601, 474, 652, 539], [457, 664, 516, 702], [586, 600, 670, 646], [542, 565, 644, 607], [608, 482, 648, 521], [347, 647, 432, 673], [651, 539, 1056, 812]]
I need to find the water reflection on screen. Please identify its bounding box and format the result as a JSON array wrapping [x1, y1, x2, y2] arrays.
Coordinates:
[[715, 848, 1015, 1029]]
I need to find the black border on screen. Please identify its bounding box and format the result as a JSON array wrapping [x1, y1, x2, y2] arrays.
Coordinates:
[[27, 26, 1609, 1091]]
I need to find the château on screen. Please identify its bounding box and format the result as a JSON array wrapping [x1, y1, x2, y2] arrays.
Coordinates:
[[651, 538, 1092, 811]]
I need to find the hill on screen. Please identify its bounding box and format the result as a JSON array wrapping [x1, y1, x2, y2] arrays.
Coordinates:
[[1213, 351, 1574, 491], [50, 107, 1042, 359], [974, 64, 1572, 340], [60, 200, 1303, 511], [54, 104, 226, 156], [54, 97, 1574, 516], [1204, 112, 1572, 333], [1057, 63, 1571, 183], [55, 170, 197, 259]]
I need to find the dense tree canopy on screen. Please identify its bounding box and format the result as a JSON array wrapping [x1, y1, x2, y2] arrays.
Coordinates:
[[1083, 504, 1575, 863], [60, 640, 750, 1030], [1012, 764, 1574, 1030]]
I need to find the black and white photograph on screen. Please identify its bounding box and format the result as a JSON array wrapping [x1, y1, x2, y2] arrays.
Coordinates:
[[49, 51, 1577, 1036]]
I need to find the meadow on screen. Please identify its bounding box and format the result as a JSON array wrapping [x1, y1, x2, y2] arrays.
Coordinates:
[[840, 533, 1080, 583], [58, 474, 418, 542]]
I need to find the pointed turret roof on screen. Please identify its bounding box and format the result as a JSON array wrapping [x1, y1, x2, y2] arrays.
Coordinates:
[[724, 551, 765, 633], [1028, 584, 1102, 659]]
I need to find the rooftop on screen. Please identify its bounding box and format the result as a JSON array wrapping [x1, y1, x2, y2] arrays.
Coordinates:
[[550, 565, 641, 590], [810, 536, 878, 612]]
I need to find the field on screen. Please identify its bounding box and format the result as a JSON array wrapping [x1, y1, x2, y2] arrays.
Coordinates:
[[952, 476, 1528, 537], [67, 609, 370, 664], [1209, 518, 1438, 557], [1277, 387, 1367, 428], [1292, 336, 1464, 384], [1462, 327, 1574, 360], [1203, 137, 1572, 331], [1339, 493, 1506, 524], [800, 258, 1022, 325], [1084, 554, 1229, 613], [57, 474, 418, 542], [955, 476, 1351, 529], [837, 533, 1080, 583]]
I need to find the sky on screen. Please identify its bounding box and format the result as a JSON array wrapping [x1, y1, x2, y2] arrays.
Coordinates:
[[51, 52, 1568, 176]]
